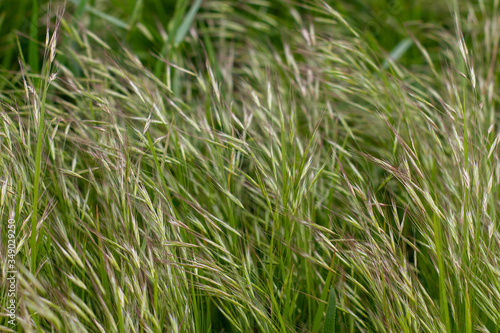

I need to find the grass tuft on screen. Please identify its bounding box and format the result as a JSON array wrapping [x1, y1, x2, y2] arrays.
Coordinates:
[[1, 0, 500, 332]]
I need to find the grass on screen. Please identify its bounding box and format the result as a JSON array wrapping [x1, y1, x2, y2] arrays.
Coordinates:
[[1, 0, 500, 332]]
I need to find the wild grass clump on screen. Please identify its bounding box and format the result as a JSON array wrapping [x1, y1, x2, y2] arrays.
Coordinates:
[[1, 0, 500, 332]]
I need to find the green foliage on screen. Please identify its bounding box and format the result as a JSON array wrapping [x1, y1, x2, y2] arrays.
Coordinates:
[[323, 288, 337, 333], [1, 0, 500, 332]]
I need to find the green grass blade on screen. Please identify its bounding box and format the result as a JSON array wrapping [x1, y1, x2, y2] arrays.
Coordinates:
[[323, 288, 337, 333], [312, 255, 336, 332], [174, 0, 202, 46], [29, 0, 39, 73], [383, 37, 413, 68], [70, 0, 129, 29]]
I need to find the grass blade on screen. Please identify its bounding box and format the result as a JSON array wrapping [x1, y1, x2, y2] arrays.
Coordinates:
[[174, 0, 202, 46], [323, 288, 337, 333]]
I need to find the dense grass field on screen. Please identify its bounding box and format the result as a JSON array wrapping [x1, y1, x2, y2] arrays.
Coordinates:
[[1, 0, 500, 332]]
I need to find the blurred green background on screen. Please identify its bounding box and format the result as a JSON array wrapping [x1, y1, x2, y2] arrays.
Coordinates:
[[0, 0, 454, 76]]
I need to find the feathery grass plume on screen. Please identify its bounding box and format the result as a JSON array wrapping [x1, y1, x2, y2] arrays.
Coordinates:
[[1, 0, 500, 332]]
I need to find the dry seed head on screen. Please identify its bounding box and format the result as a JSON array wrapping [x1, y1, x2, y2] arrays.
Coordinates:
[[49, 31, 58, 63]]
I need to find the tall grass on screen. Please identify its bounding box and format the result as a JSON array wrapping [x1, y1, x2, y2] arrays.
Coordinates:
[[1, 0, 500, 332]]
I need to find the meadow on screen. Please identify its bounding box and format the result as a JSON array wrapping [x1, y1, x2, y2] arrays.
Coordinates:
[[1, 0, 500, 332]]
